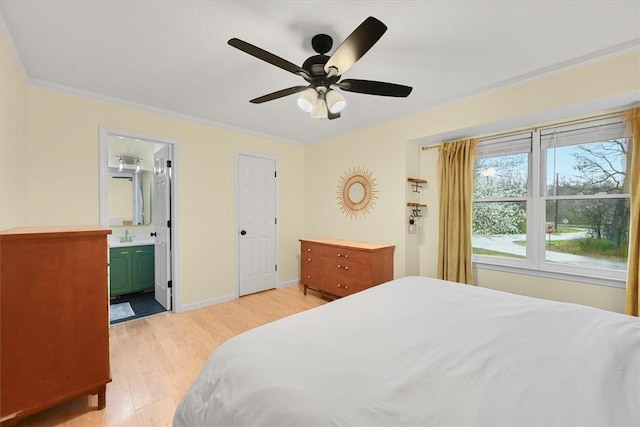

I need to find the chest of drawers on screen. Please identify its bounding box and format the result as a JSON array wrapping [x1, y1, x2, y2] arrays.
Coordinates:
[[300, 238, 394, 297], [0, 226, 111, 424]]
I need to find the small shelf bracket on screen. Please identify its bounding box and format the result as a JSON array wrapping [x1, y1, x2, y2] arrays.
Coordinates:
[[407, 178, 427, 193], [406, 203, 427, 217]]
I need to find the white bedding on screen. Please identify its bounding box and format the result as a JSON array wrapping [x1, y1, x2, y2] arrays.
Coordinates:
[[173, 276, 640, 426]]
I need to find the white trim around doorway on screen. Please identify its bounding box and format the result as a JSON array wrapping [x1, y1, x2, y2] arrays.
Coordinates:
[[98, 126, 184, 313]]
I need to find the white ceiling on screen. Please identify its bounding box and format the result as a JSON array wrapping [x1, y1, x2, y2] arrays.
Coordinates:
[[1, 1, 638, 144]]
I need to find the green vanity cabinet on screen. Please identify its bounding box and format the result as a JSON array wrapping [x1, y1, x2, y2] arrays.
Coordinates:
[[109, 245, 154, 296], [110, 248, 133, 295], [131, 245, 154, 291]]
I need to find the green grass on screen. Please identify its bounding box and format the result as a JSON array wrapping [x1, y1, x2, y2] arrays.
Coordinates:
[[513, 237, 628, 261], [546, 238, 627, 261], [472, 247, 525, 259]]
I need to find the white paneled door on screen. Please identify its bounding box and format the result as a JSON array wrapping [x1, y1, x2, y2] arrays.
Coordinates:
[[237, 154, 277, 296], [154, 145, 172, 310]]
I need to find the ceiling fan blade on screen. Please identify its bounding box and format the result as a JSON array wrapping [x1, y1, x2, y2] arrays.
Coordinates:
[[324, 17, 387, 77], [249, 86, 309, 104], [338, 79, 413, 97], [228, 38, 309, 79]]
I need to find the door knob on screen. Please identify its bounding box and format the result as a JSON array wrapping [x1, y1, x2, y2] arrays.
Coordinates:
[[150, 232, 157, 237], [240, 230, 247, 235]]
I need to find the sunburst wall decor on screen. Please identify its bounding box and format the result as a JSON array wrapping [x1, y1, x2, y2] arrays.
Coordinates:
[[337, 166, 378, 219]]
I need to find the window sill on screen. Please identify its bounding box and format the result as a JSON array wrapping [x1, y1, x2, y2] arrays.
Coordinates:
[[472, 260, 626, 289]]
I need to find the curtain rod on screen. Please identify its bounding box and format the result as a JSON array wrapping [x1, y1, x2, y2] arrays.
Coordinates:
[[420, 106, 635, 151]]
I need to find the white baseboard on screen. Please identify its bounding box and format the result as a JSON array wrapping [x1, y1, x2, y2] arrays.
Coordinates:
[[177, 292, 237, 313], [279, 279, 300, 288], [175, 280, 300, 313]]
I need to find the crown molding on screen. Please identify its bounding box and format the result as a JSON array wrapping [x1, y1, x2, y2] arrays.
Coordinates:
[[26, 77, 304, 146], [0, 13, 27, 78]]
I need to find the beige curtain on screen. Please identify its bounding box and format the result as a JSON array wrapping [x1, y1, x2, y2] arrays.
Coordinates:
[[437, 138, 477, 284], [624, 107, 640, 316]]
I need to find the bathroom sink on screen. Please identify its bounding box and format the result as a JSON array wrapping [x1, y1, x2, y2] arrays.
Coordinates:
[[108, 235, 155, 247]]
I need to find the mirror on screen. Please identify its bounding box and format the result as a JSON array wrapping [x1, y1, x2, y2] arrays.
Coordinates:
[[105, 135, 156, 227], [348, 182, 365, 204], [337, 166, 378, 219], [108, 169, 152, 226]]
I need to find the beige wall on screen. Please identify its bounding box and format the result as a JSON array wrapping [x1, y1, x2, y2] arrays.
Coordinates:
[[0, 34, 28, 229], [306, 49, 639, 313], [475, 269, 627, 313], [304, 126, 409, 278], [404, 143, 422, 276], [23, 86, 305, 307]]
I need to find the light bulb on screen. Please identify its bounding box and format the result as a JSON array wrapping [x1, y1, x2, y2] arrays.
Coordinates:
[[297, 88, 317, 113], [326, 90, 346, 113], [118, 156, 124, 172], [311, 92, 328, 119]]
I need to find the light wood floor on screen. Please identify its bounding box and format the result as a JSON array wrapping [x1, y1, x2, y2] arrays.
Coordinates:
[[15, 285, 328, 427]]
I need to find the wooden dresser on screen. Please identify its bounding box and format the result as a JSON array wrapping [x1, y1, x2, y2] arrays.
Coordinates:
[[300, 238, 394, 297], [0, 226, 112, 424]]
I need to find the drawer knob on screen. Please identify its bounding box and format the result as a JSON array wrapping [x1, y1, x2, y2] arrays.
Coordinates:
[[307, 258, 311, 262], [307, 248, 311, 252], [345, 266, 349, 270], [337, 284, 342, 288], [337, 253, 341, 257], [344, 286, 349, 290], [307, 275, 311, 279]]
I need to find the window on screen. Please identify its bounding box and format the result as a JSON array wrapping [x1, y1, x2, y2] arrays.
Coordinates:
[[472, 116, 631, 286]]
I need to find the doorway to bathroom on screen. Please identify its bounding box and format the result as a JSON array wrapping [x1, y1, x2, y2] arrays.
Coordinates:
[[99, 127, 180, 324]]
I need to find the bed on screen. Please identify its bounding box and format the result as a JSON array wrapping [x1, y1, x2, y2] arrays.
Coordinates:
[[173, 276, 640, 426]]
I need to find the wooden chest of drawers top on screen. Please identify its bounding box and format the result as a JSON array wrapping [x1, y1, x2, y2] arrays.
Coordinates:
[[301, 238, 393, 262], [300, 238, 393, 251]]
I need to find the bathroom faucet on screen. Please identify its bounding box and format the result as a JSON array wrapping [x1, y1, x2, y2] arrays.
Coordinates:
[[120, 229, 132, 243]]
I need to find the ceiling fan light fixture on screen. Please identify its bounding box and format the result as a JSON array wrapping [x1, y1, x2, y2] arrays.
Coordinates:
[[297, 88, 317, 113], [311, 93, 328, 119], [326, 90, 346, 114]]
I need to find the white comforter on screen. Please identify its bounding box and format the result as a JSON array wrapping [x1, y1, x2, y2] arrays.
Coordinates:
[[174, 276, 640, 426]]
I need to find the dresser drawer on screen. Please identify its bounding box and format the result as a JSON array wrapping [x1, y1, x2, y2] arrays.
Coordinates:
[[322, 247, 372, 265], [300, 265, 321, 287], [302, 253, 323, 269], [321, 274, 370, 297], [301, 242, 331, 257], [320, 257, 372, 282]]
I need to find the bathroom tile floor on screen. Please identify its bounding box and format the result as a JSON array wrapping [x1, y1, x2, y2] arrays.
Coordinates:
[[109, 291, 166, 325]]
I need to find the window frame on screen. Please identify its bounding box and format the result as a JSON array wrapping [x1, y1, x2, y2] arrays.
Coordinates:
[[472, 116, 630, 288]]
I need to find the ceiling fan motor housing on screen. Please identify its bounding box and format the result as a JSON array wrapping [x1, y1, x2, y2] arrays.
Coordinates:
[[311, 34, 333, 55]]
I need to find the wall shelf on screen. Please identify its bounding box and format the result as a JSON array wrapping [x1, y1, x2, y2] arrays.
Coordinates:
[[407, 178, 427, 193]]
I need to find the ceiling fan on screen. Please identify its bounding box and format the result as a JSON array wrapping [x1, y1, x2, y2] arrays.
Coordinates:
[[228, 16, 412, 120]]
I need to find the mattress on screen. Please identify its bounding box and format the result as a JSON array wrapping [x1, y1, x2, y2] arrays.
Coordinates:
[[173, 276, 640, 426]]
